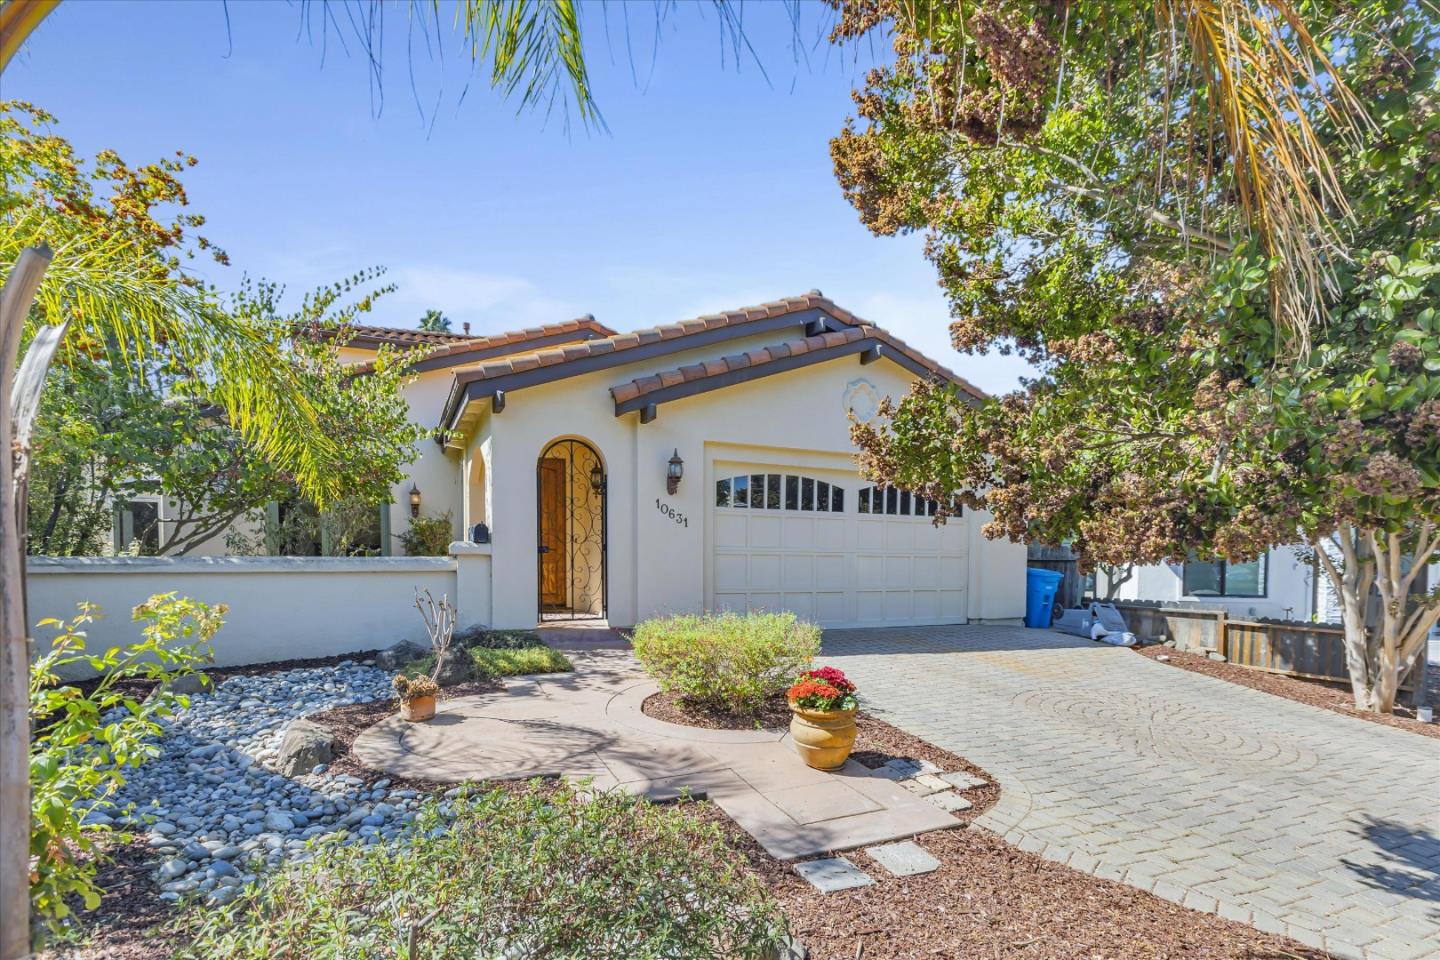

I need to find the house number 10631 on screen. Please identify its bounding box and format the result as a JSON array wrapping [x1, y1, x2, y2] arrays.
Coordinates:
[[656, 499, 689, 527]]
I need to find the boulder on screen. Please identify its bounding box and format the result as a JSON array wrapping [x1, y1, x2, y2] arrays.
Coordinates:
[[375, 639, 427, 672], [276, 720, 334, 778], [432, 648, 476, 686]]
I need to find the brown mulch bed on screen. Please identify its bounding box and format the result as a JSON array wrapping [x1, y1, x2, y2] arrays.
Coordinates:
[[1136, 644, 1440, 740], [708, 810, 1329, 960], [641, 689, 794, 730]]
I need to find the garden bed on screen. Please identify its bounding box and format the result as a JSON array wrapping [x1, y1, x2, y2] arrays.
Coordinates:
[[1136, 644, 1440, 740]]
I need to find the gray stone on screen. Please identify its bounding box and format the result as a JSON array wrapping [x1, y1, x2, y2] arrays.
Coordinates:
[[275, 720, 334, 778], [865, 841, 941, 877], [164, 673, 213, 696], [375, 639, 427, 672], [158, 859, 189, 880], [210, 845, 242, 860], [768, 935, 809, 960], [939, 771, 988, 791], [208, 860, 239, 879], [1206, 651, 1228, 662], [432, 648, 476, 686], [926, 791, 973, 813], [263, 811, 295, 833], [792, 857, 874, 893]]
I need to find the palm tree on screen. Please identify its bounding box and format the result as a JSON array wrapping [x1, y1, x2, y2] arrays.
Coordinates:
[[418, 309, 452, 333]]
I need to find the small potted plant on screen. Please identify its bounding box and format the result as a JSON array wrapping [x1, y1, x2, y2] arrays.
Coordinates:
[[786, 666, 860, 770], [393, 673, 439, 722], [393, 589, 456, 722]]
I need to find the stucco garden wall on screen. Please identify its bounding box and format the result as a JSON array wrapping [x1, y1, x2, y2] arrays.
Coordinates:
[[25, 549, 492, 674]]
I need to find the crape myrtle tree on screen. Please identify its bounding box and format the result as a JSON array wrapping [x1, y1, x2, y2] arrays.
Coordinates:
[[27, 273, 430, 558], [836, 0, 1440, 713]]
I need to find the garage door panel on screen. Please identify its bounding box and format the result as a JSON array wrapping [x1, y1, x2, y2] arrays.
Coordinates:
[[749, 555, 781, 588], [815, 555, 847, 589], [715, 515, 748, 548], [750, 516, 782, 548], [782, 555, 813, 589], [781, 517, 815, 549], [714, 554, 748, 591], [711, 464, 968, 628]]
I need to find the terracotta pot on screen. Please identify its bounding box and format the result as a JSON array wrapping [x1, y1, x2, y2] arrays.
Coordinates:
[[789, 704, 858, 770], [399, 695, 436, 722]]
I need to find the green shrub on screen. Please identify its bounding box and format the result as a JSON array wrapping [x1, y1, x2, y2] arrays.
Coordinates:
[[30, 594, 221, 939], [632, 611, 819, 714], [455, 626, 545, 650], [394, 511, 453, 556], [401, 644, 572, 680], [172, 782, 787, 960]]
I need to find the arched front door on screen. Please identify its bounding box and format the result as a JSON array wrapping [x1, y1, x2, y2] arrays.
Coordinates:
[[536, 438, 607, 620]]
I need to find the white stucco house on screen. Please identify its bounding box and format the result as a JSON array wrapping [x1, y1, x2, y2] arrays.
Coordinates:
[[31, 293, 1027, 665], [339, 292, 1027, 631]]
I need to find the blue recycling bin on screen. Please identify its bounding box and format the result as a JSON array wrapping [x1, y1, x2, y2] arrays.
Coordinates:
[[1024, 568, 1065, 628]]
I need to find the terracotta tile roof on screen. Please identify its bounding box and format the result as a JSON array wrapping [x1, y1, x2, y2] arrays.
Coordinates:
[[609, 325, 986, 410], [438, 293, 987, 435], [348, 316, 617, 375], [343, 325, 480, 347], [453, 293, 843, 386]]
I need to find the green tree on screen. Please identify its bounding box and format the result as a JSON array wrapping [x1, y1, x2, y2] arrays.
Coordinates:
[[27, 272, 430, 558], [418, 308, 452, 332], [841, 1, 1440, 713]]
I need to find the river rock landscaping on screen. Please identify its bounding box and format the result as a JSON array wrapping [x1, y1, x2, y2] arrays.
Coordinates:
[[88, 660, 429, 908]]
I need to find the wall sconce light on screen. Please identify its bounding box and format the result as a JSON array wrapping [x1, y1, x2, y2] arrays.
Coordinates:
[[589, 462, 605, 495], [666, 449, 684, 495], [409, 483, 422, 518]]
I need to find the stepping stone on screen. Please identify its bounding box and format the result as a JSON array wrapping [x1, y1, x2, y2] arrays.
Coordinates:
[[940, 771, 988, 791], [870, 759, 923, 781], [793, 856, 875, 892], [926, 791, 973, 813], [900, 773, 950, 796], [866, 841, 941, 877]]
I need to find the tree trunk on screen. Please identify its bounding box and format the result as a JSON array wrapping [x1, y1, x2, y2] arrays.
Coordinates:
[[2, 248, 53, 960]]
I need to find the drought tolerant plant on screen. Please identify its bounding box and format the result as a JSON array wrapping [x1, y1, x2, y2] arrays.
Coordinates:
[[29, 594, 221, 940], [632, 611, 819, 715], [171, 781, 788, 960], [395, 511, 455, 557]]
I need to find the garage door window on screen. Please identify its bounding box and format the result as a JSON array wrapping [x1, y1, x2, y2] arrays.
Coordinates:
[[858, 485, 955, 518], [717, 473, 843, 512]]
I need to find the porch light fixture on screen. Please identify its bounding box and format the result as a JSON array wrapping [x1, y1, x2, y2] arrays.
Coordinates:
[[666, 449, 684, 495], [589, 462, 605, 495], [409, 483, 422, 518]]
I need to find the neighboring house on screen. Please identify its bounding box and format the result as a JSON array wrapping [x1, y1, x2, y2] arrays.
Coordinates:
[[1093, 547, 1320, 622], [330, 292, 1027, 631]]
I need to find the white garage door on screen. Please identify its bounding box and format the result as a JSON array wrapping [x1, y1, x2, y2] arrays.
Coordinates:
[[709, 465, 968, 628]]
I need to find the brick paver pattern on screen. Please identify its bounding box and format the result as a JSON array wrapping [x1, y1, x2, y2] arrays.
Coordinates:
[[824, 625, 1440, 960]]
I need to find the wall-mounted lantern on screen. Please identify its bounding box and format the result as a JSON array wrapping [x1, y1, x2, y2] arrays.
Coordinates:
[[409, 483, 422, 518], [589, 462, 605, 495], [666, 449, 684, 495]]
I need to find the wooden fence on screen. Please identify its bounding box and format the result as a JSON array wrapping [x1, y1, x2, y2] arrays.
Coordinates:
[[1110, 600, 1418, 691]]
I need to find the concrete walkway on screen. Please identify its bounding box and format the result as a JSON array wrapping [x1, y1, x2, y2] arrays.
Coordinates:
[[352, 649, 962, 859], [823, 625, 1440, 960]]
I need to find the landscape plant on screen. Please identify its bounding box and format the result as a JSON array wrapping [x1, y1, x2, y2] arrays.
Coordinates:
[[786, 667, 859, 712], [632, 611, 819, 715], [29, 594, 222, 940], [837, 0, 1440, 713], [396, 512, 455, 557], [171, 781, 788, 960]]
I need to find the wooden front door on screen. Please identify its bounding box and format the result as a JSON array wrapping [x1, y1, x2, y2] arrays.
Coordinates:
[[538, 458, 567, 609]]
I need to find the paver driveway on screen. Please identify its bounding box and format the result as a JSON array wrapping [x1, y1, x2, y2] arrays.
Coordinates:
[[824, 625, 1440, 960]]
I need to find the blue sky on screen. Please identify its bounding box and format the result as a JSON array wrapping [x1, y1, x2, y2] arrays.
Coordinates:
[[7, 0, 1032, 394]]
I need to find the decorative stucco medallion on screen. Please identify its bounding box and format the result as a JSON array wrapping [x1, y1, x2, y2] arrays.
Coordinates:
[[843, 378, 881, 423]]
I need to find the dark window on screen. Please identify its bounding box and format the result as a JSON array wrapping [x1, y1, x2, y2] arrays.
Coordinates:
[[766, 474, 782, 509], [749, 474, 764, 508], [732, 475, 748, 507], [801, 477, 815, 511], [899, 491, 911, 515], [1183, 558, 1267, 597], [122, 500, 161, 555], [816, 481, 830, 512], [832, 488, 845, 512], [716, 478, 731, 508], [785, 475, 799, 510], [858, 488, 870, 513], [886, 488, 898, 514], [927, 499, 938, 517]]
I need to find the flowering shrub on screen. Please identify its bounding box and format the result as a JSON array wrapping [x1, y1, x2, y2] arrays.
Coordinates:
[[786, 667, 859, 712], [632, 611, 819, 715], [392, 673, 439, 701]]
